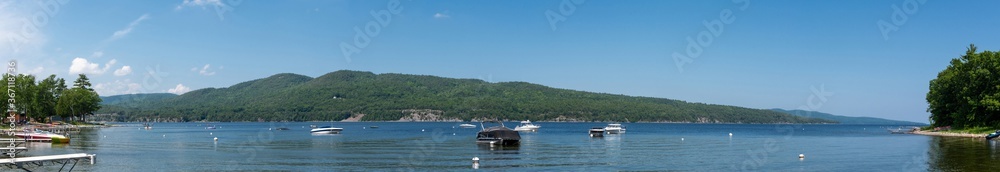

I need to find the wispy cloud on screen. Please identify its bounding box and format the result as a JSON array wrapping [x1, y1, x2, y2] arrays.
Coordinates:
[[91, 51, 104, 58], [94, 79, 143, 96], [194, 64, 216, 76], [109, 14, 150, 41], [433, 12, 451, 19], [26, 66, 44, 74], [175, 0, 224, 10]]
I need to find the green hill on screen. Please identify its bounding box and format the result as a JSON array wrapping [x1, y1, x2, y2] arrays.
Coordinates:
[[101, 93, 178, 107], [96, 70, 836, 123], [770, 109, 926, 125]]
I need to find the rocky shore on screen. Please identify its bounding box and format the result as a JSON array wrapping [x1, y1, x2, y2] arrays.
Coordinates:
[[911, 130, 986, 138]]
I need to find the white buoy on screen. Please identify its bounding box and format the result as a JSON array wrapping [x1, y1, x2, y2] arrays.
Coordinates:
[[363, 127, 366, 129], [453, 133, 456, 135], [210, 132, 213, 135], [799, 154, 805, 159], [269, 128, 272, 131], [214, 137, 219, 142], [472, 157, 480, 169], [422, 129, 425, 132], [681, 138, 684, 141], [163, 135, 166, 138], [729, 133, 733, 137]]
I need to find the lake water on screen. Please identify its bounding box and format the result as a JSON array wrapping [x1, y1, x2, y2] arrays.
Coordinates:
[[12, 122, 1000, 171]]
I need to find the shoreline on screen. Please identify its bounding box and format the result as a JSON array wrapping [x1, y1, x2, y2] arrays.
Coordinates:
[[911, 130, 986, 138]]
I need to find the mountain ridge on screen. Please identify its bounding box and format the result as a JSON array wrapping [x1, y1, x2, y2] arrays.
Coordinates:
[[770, 108, 926, 125], [96, 70, 836, 123]]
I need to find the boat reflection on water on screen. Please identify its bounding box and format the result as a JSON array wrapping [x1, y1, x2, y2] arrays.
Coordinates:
[[477, 143, 520, 152], [310, 132, 342, 136]]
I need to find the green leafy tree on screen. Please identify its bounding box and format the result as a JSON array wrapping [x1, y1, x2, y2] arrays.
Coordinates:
[[928, 44, 1000, 128], [33, 75, 59, 122], [12, 74, 37, 121], [56, 74, 102, 122]]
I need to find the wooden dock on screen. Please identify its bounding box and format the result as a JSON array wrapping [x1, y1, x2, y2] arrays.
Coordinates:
[[0, 153, 96, 171]]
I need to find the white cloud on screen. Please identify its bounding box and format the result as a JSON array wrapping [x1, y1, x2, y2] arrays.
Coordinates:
[[197, 64, 216, 76], [176, 0, 224, 10], [109, 14, 150, 41], [91, 51, 104, 58], [433, 13, 451, 19], [68, 58, 116, 75], [113, 66, 132, 76], [167, 84, 192, 94], [94, 79, 143, 96]]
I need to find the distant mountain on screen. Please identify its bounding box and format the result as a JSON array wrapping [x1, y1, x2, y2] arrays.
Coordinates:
[[95, 70, 836, 123], [101, 93, 178, 106], [770, 109, 927, 125]]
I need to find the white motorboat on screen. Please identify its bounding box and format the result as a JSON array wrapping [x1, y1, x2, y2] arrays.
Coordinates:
[[604, 123, 626, 134], [459, 123, 477, 128], [513, 120, 541, 132], [310, 126, 343, 134]]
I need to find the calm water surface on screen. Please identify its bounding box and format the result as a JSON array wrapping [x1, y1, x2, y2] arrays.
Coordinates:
[[15, 122, 1000, 171]]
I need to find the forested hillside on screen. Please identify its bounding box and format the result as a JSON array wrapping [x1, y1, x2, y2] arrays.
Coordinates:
[[97, 70, 835, 123]]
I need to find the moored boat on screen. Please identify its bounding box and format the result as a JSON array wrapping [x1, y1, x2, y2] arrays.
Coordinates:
[[987, 130, 1000, 140], [476, 121, 520, 145], [604, 123, 626, 134], [459, 123, 477, 128], [15, 129, 70, 143], [589, 127, 605, 137], [513, 120, 541, 132], [311, 126, 343, 134]]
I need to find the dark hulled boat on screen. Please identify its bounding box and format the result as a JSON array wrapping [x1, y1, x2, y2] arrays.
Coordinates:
[[477, 121, 520, 145], [987, 130, 1000, 140]]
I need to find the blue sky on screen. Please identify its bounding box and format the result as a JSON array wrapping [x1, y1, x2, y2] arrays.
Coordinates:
[[2, 0, 998, 123]]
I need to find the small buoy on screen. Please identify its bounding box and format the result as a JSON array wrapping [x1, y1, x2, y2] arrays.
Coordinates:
[[472, 157, 480, 169], [681, 138, 684, 141], [269, 128, 272, 131], [729, 133, 733, 137], [214, 137, 219, 142], [210, 132, 213, 135], [422, 129, 425, 132], [104, 135, 107, 138], [799, 154, 805, 159], [453, 133, 456, 135], [163, 135, 166, 138], [363, 127, 366, 129]]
